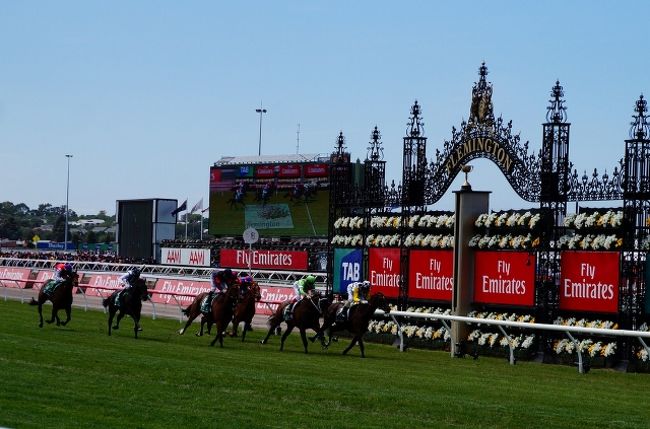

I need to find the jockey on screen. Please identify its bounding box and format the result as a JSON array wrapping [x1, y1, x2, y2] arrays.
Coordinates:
[[53, 262, 73, 282], [337, 280, 371, 322], [120, 267, 141, 290], [202, 268, 238, 313], [286, 275, 316, 320], [239, 274, 253, 296]]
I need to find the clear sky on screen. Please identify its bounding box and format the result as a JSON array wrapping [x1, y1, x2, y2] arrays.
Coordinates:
[[1, 1, 648, 215]]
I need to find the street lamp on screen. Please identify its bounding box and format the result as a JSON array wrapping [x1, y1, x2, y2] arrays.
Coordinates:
[[64, 154, 73, 251], [256, 103, 267, 156]]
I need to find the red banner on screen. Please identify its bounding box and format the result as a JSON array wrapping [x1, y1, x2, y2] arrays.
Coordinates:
[[304, 163, 328, 178], [560, 251, 619, 313], [473, 251, 536, 306], [151, 278, 211, 305], [368, 248, 400, 298], [220, 249, 308, 271], [257, 285, 294, 315], [408, 250, 453, 301], [278, 164, 301, 178], [0, 267, 32, 287], [255, 165, 276, 178], [81, 273, 124, 297]]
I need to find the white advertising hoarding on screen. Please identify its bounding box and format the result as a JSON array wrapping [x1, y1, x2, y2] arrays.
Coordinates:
[[160, 248, 211, 267]]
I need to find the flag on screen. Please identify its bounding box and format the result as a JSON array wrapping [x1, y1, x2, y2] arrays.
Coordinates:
[[171, 200, 187, 216], [190, 198, 203, 214]]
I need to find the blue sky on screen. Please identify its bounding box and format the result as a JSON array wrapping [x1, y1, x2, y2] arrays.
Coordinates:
[[1, 1, 648, 215]]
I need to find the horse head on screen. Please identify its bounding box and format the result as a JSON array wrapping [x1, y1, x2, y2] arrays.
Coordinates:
[[369, 292, 390, 314], [135, 278, 150, 301], [250, 282, 262, 302]]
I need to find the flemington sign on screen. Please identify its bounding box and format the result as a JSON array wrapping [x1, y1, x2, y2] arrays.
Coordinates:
[[444, 137, 514, 175]]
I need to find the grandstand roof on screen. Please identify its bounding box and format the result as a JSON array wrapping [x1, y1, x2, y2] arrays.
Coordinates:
[[214, 153, 329, 166]]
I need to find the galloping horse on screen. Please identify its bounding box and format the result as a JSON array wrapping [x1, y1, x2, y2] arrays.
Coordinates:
[[255, 183, 274, 206], [313, 292, 390, 358], [260, 291, 329, 353], [29, 272, 79, 328], [230, 281, 262, 341], [209, 284, 240, 347], [178, 291, 213, 337], [227, 188, 246, 209], [102, 278, 150, 338]]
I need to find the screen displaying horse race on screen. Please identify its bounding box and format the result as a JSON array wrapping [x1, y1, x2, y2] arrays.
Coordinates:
[[208, 163, 330, 237]]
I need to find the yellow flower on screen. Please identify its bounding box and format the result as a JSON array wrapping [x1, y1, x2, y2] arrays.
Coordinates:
[[532, 237, 540, 248]]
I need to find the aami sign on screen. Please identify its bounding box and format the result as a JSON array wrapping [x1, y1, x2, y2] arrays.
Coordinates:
[[160, 248, 211, 267]]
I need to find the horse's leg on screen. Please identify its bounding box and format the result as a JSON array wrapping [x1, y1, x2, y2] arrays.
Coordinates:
[[358, 336, 366, 358], [280, 324, 294, 351], [209, 321, 223, 347], [179, 309, 197, 335], [299, 328, 309, 354], [114, 312, 125, 330], [133, 314, 141, 339], [46, 304, 57, 325], [260, 323, 276, 345], [107, 308, 115, 336], [343, 336, 360, 355], [60, 303, 71, 326]]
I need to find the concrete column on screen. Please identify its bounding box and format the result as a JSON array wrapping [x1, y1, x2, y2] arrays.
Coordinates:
[[451, 187, 490, 357]]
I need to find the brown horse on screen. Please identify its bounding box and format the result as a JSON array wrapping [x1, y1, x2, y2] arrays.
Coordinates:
[[230, 281, 261, 341], [260, 291, 329, 353], [29, 272, 79, 328], [102, 278, 150, 339], [209, 284, 240, 347], [178, 291, 213, 336], [313, 292, 390, 358]]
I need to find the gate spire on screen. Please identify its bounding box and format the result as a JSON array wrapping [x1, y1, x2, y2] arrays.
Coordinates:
[[630, 94, 649, 140]]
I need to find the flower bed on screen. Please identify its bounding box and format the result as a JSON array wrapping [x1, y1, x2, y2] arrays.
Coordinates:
[[465, 311, 537, 360], [546, 316, 619, 368]]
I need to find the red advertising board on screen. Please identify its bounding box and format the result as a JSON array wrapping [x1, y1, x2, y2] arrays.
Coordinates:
[[473, 251, 536, 306], [408, 250, 453, 301], [0, 267, 32, 287], [82, 273, 124, 297], [368, 248, 400, 298], [560, 251, 619, 313], [304, 163, 328, 178], [278, 164, 301, 178], [255, 165, 276, 178], [151, 278, 211, 305], [257, 285, 294, 315], [220, 249, 308, 271]]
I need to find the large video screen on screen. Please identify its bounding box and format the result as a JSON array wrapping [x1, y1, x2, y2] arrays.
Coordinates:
[[208, 163, 330, 237]]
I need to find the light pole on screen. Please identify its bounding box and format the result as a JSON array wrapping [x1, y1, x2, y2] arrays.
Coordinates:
[[256, 103, 267, 156], [64, 154, 73, 251]]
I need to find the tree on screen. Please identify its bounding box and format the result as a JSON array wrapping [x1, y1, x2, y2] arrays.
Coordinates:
[[0, 216, 21, 239]]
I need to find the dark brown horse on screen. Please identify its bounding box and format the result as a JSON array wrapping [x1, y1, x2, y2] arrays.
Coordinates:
[[230, 281, 262, 341], [178, 291, 212, 336], [29, 272, 79, 328], [313, 292, 390, 358], [102, 278, 150, 339], [260, 291, 329, 353], [209, 284, 240, 347]]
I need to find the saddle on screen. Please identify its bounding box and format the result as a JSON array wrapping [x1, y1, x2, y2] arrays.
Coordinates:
[[200, 293, 216, 315], [42, 279, 66, 297], [114, 289, 131, 308], [283, 300, 299, 321]]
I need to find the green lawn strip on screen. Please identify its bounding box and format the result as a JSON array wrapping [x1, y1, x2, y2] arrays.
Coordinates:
[[1, 300, 649, 428]]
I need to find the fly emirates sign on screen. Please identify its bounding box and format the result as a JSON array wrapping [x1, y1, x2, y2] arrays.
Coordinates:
[[408, 250, 453, 301], [368, 248, 400, 298], [560, 251, 619, 313], [220, 249, 308, 271], [473, 251, 536, 306]]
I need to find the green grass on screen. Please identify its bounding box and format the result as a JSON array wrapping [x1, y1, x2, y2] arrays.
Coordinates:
[[1, 299, 649, 429]]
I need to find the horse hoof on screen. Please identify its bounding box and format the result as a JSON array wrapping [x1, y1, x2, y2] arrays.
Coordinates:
[[112, 326, 119, 330], [178, 329, 184, 335]]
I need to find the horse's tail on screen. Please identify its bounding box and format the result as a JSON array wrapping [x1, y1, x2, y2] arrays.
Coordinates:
[[29, 297, 39, 306], [182, 304, 192, 317]]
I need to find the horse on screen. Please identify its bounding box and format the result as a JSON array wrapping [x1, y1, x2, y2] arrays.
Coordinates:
[[178, 291, 213, 337], [230, 281, 262, 341], [227, 188, 246, 209], [255, 183, 274, 205], [29, 272, 79, 328], [260, 290, 329, 353], [102, 277, 150, 339], [312, 292, 390, 358], [209, 284, 240, 347]]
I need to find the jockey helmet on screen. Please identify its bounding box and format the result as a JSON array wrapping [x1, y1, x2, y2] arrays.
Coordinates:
[[305, 275, 316, 286], [54, 263, 66, 272], [361, 280, 371, 289], [223, 268, 233, 278], [240, 275, 253, 284], [63, 263, 74, 273], [128, 267, 141, 278]]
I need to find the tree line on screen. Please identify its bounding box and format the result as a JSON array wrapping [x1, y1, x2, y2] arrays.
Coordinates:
[[0, 201, 115, 245]]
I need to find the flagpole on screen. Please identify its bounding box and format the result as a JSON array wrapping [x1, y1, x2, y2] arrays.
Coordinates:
[[184, 197, 188, 240], [200, 212, 203, 241]]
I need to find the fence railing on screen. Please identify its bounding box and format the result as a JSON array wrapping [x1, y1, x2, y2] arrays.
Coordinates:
[[377, 309, 650, 373]]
